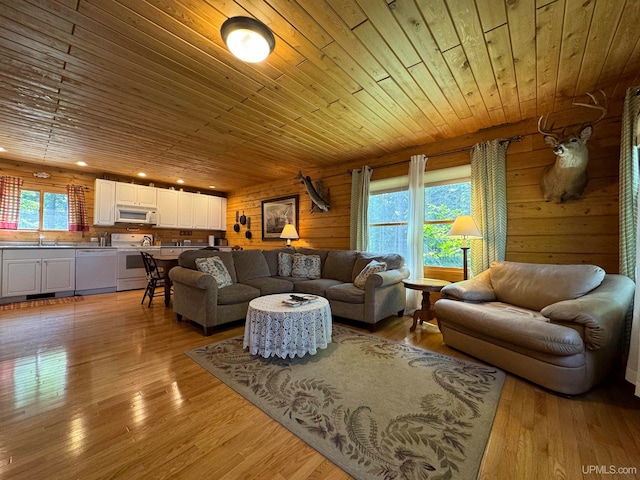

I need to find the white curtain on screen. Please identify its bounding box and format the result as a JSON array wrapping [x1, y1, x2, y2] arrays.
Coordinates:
[[350, 166, 373, 251], [470, 139, 509, 276], [405, 155, 427, 314], [621, 87, 640, 396]]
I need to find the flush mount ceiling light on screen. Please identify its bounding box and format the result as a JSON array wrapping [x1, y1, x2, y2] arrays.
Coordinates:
[[221, 16, 275, 63]]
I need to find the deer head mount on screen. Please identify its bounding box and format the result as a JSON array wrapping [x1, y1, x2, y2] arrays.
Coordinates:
[[538, 91, 607, 203]]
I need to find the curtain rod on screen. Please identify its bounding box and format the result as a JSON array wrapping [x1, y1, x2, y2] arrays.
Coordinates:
[[23, 179, 90, 191], [351, 135, 524, 173]]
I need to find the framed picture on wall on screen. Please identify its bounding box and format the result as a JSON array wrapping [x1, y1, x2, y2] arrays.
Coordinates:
[[261, 195, 298, 240]]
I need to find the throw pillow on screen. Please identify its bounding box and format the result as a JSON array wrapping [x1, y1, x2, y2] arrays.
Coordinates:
[[354, 260, 387, 289], [278, 252, 293, 277], [291, 254, 322, 279], [195, 256, 233, 289]]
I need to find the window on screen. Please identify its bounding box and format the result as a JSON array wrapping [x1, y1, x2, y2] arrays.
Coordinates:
[[368, 166, 471, 269], [18, 189, 69, 231]]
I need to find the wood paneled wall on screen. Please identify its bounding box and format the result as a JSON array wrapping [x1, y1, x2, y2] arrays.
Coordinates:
[[227, 101, 623, 275], [1, 100, 622, 273], [0, 161, 225, 245]]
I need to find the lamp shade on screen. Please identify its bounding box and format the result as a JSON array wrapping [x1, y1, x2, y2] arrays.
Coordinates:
[[221, 17, 275, 63], [448, 215, 482, 239], [280, 224, 299, 246]]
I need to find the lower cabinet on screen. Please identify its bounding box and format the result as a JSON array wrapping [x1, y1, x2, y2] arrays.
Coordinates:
[[2, 249, 75, 297]]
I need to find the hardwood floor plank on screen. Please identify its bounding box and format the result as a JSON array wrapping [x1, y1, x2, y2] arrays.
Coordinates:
[[0, 291, 639, 479]]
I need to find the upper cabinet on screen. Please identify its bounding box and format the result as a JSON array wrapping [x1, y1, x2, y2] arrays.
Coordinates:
[[94, 179, 116, 226], [155, 188, 179, 228], [115, 183, 157, 208], [177, 192, 194, 228], [92, 179, 226, 230], [194, 194, 210, 230]]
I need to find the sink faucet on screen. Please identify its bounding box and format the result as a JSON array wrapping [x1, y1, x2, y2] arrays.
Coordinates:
[[39, 233, 44, 246]]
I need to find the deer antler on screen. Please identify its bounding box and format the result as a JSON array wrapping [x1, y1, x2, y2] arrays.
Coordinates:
[[573, 90, 607, 128], [537, 115, 560, 141]]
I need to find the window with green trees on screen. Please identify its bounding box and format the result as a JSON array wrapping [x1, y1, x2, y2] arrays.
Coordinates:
[[368, 178, 471, 268], [18, 190, 69, 231]]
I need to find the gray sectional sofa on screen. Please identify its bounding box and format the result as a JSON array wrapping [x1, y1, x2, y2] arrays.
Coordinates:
[[169, 247, 409, 335]]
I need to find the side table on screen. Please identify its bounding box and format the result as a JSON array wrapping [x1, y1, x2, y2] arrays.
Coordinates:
[[403, 278, 451, 332]]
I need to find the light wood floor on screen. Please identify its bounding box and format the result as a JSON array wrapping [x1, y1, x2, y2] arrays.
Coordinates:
[[1, 290, 639, 480]]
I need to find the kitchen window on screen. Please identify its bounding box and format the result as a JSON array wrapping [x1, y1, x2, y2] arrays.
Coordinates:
[[18, 189, 69, 231]]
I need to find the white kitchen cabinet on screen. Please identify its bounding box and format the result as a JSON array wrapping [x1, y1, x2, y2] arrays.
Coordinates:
[[207, 196, 223, 230], [177, 191, 194, 228], [93, 179, 116, 226], [1, 249, 75, 297], [194, 194, 210, 230], [2, 258, 40, 296], [115, 182, 157, 207], [42, 257, 75, 293], [156, 189, 179, 228], [219, 197, 227, 230]]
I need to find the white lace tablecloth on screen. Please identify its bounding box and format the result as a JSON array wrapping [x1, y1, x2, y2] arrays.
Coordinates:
[[243, 294, 332, 359]]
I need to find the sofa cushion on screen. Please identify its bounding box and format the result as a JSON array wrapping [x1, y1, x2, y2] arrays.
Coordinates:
[[291, 254, 321, 278], [325, 283, 365, 304], [242, 277, 294, 295], [262, 248, 293, 276], [180, 250, 237, 282], [352, 252, 403, 280], [294, 278, 343, 297], [216, 283, 261, 305], [353, 260, 387, 289], [295, 247, 329, 269], [233, 249, 272, 282], [277, 252, 293, 276], [323, 250, 358, 282], [489, 261, 606, 311], [195, 256, 233, 289]]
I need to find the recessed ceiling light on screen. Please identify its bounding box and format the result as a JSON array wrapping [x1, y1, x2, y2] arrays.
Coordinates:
[[209, 185, 216, 189], [76, 161, 87, 167], [177, 179, 184, 184], [0, 147, 6, 152], [138, 172, 146, 177]]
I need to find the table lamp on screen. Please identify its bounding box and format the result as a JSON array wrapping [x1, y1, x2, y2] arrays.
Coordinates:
[[448, 215, 482, 280], [280, 223, 299, 247]]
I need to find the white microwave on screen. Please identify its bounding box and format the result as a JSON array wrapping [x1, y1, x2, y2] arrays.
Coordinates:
[[115, 205, 158, 225]]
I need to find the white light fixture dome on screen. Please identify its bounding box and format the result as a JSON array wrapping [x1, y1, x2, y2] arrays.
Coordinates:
[[221, 16, 275, 63]]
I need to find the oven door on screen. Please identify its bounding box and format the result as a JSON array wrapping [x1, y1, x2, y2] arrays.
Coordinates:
[[116, 250, 154, 291]]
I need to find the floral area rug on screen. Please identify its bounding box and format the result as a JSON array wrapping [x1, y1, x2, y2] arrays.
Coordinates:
[[186, 325, 505, 480]]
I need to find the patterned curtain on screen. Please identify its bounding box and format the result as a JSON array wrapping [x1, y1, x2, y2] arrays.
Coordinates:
[[620, 86, 640, 395], [350, 166, 373, 250], [405, 155, 427, 314], [0, 175, 23, 229], [67, 184, 89, 232], [619, 87, 640, 280], [470, 139, 509, 275]]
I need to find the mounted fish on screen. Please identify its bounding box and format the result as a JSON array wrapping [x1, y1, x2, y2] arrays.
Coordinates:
[[296, 171, 330, 212]]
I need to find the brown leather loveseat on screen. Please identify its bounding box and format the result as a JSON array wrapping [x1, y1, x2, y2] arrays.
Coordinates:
[[434, 261, 635, 395]]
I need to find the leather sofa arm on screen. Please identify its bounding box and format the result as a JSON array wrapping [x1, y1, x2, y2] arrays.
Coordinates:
[[169, 266, 218, 290], [540, 274, 635, 350], [367, 266, 410, 288], [440, 269, 496, 302]]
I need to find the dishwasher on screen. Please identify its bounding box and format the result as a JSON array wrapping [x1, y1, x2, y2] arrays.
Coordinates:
[[75, 249, 118, 295]]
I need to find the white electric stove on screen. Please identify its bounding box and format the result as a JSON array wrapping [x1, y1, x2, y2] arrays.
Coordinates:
[[112, 233, 161, 291]]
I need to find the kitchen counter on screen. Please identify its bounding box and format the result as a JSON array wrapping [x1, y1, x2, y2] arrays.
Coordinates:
[[0, 244, 116, 249]]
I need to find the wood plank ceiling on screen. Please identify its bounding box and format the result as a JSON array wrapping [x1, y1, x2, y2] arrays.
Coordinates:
[[0, 0, 638, 192]]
